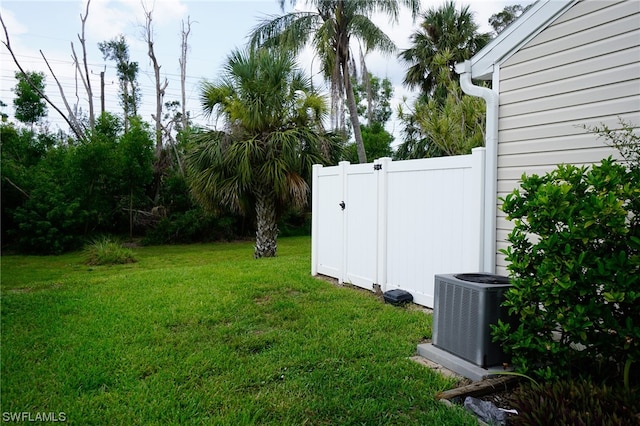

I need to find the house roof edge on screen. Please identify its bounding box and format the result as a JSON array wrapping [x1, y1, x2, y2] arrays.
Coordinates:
[[459, 0, 578, 80]]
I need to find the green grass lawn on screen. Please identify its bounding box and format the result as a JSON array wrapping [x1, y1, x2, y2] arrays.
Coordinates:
[[1, 236, 476, 425]]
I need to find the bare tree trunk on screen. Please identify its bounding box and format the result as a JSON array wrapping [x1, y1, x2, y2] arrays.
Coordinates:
[[359, 46, 373, 125], [332, 13, 366, 164], [254, 188, 278, 258], [343, 59, 367, 163], [180, 17, 193, 132], [143, 6, 169, 204], [123, 81, 130, 132], [100, 69, 105, 114], [76, 0, 94, 129], [143, 6, 168, 157], [154, 116, 184, 175]]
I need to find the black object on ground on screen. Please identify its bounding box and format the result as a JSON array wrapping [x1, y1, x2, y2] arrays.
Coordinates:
[[383, 289, 413, 305]]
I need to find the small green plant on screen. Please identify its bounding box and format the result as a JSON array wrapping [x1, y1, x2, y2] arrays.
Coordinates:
[[84, 236, 136, 265], [508, 379, 640, 426], [493, 123, 640, 384], [585, 119, 640, 169]]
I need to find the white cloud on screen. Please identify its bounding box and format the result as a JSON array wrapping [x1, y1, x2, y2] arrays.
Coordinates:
[[0, 8, 27, 36], [86, 0, 137, 41]]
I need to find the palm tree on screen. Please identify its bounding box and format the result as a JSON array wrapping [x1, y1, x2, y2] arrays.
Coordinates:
[[395, 51, 485, 159], [250, 0, 419, 164], [186, 47, 335, 258], [399, 1, 490, 100]]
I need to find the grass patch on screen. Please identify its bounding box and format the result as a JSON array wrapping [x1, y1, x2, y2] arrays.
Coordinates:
[[1, 236, 476, 425]]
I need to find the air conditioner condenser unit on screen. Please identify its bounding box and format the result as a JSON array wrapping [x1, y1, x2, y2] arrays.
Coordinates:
[[432, 273, 512, 368]]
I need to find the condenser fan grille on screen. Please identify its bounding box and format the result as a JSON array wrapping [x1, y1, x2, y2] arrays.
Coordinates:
[[432, 274, 511, 368]]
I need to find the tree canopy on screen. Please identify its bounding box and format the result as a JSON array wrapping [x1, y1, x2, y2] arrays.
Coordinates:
[[13, 71, 48, 126], [396, 51, 485, 159], [489, 4, 533, 35], [400, 1, 490, 101], [98, 35, 141, 131], [250, 0, 419, 163]]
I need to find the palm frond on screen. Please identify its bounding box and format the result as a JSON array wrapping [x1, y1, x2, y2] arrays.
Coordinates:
[[250, 12, 320, 54], [399, 1, 488, 96], [284, 171, 309, 210], [342, 0, 399, 21], [349, 15, 396, 55], [185, 131, 228, 211], [189, 37, 336, 233], [312, 19, 338, 81], [199, 81, 235, 119]]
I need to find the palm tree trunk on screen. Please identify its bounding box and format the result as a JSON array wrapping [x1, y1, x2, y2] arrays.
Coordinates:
[[254, 189, 278, 258], [343, 60, 367, 164]]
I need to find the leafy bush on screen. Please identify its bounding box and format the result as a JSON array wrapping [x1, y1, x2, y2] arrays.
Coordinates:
[[2, 115, 156, 254], [508, 379, 639, 426], [8, 147, 88, 254], [142, 172, 243, 245], [278, 209, 311, 237], [12, 189, 86, 254], [494, 155, 640, 382], [143, 209, 239, 245], [84, 237, 136, 265], [342, 123, 394, 163]]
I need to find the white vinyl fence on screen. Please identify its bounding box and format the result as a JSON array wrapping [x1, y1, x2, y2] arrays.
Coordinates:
[[311, 148, 486, 307]]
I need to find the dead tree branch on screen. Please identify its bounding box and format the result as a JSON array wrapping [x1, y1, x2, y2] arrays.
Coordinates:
[[77, 0, 95, 129], [152, 113, 184, 175], [142, 3, 167, 156], [2, 176, 30, 199], [40, 50, 86, 140], [1, 13, 86, 140], [179, 17, 194, 131]]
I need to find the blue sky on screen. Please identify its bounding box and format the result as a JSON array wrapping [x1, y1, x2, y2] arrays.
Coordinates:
[[0, 0, 526, 139]]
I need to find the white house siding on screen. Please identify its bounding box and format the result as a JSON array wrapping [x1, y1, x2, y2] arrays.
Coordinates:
[[495, 0, 640, 275]]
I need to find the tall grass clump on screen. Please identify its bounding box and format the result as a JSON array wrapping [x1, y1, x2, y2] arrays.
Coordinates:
[[84, 236, 136, 265]]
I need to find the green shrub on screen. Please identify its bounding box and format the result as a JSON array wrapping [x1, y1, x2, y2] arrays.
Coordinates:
[[84, 237, 136, 265], [143, 171, 244, 245], [508, 379, 639, 426], [278, 209, 311, 237], [142, 210, 240, 245], [11, 176, 87, 255], [494, 155, 640, 383]]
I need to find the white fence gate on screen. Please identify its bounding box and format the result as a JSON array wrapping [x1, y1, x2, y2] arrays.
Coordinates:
[[311, 148, 486, 307]]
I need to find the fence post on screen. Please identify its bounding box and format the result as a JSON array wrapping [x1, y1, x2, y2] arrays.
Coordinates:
[[338, 161, 350, 284], [376, 157, 392, 292], [471, 147, 486, 272], [311, 163, 322, 276]]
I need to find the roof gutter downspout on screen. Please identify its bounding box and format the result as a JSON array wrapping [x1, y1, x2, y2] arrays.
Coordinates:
[[455, 60, 499, 274]]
